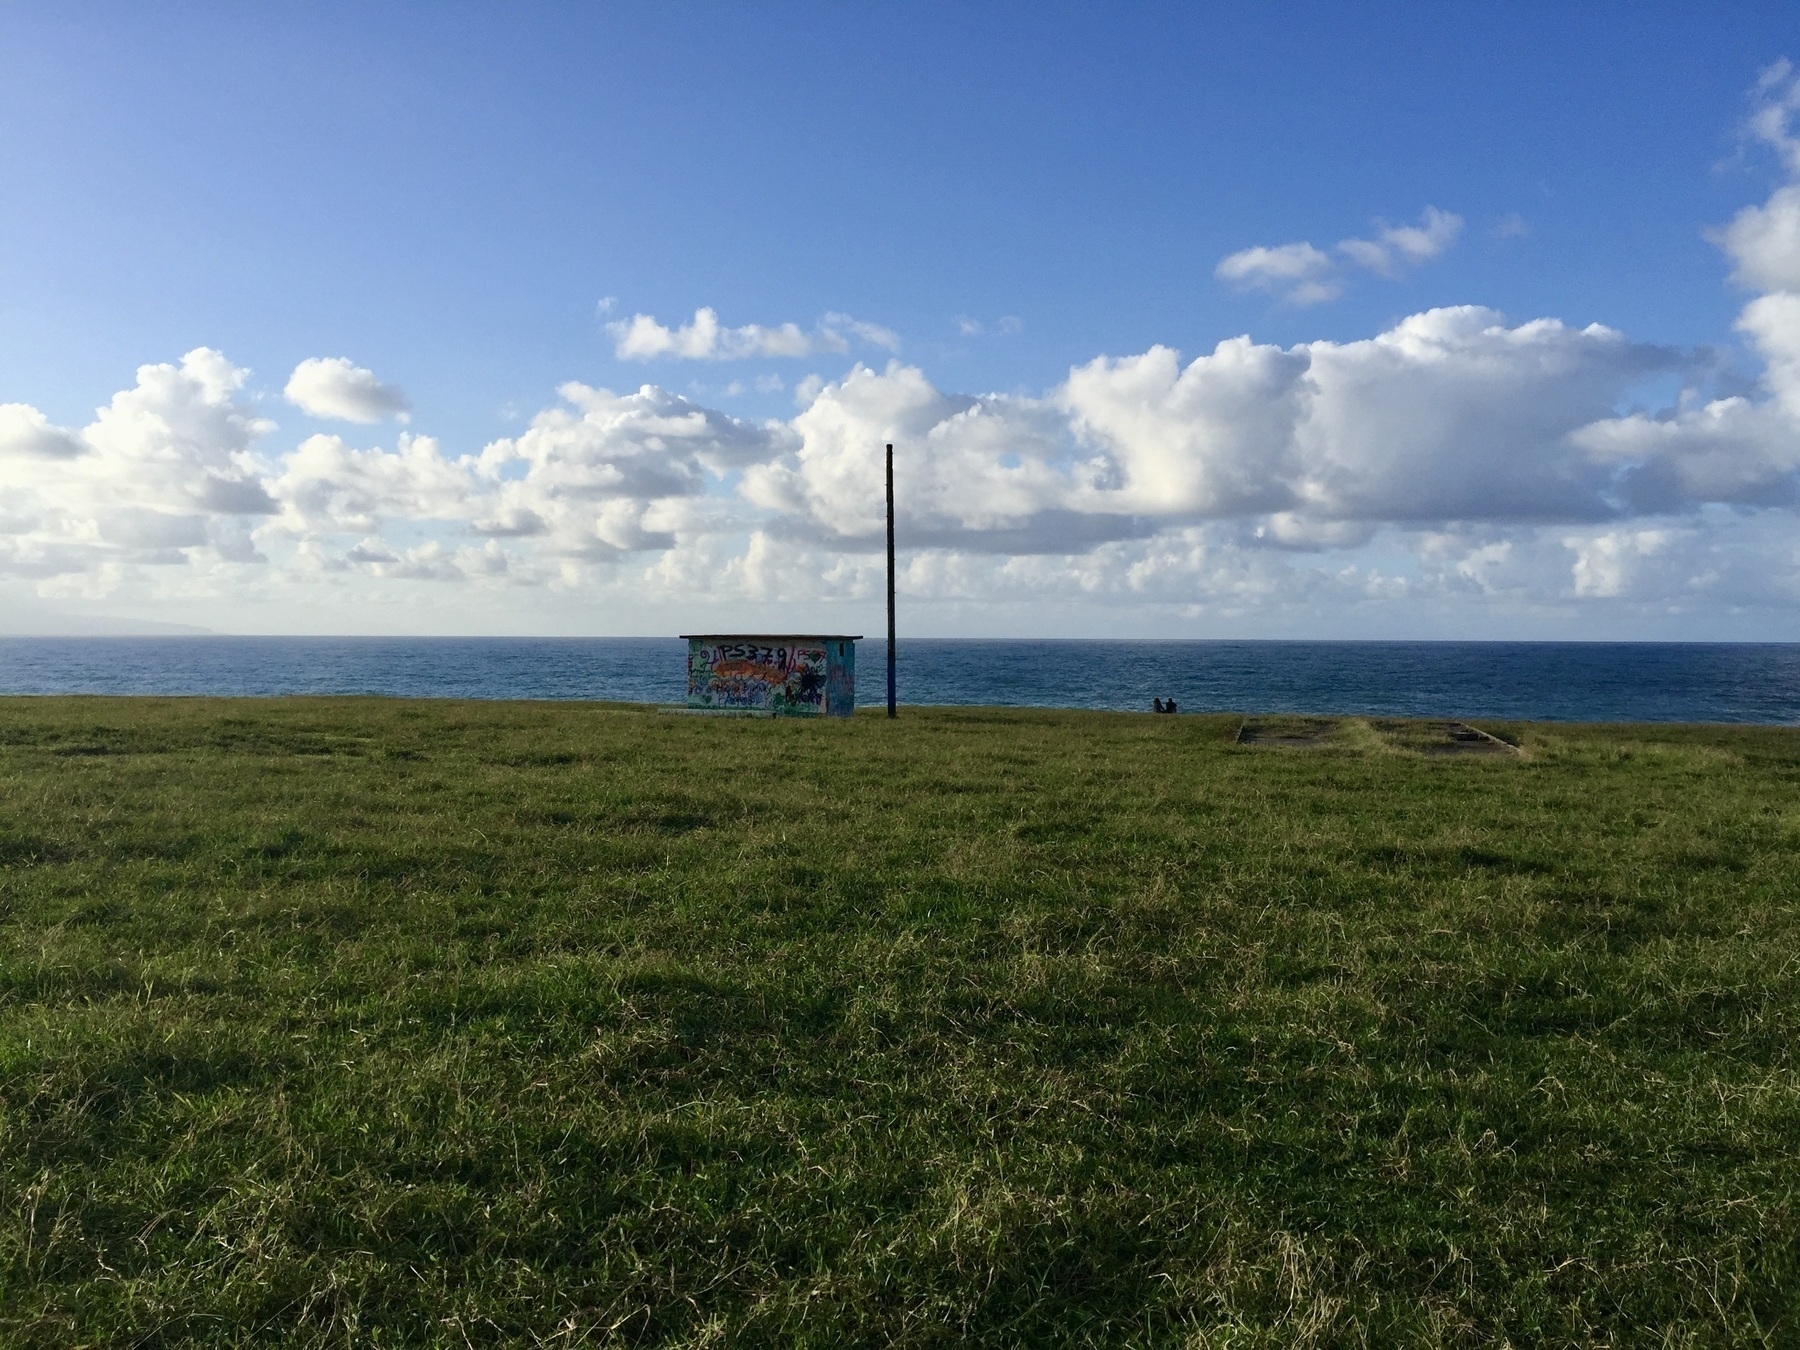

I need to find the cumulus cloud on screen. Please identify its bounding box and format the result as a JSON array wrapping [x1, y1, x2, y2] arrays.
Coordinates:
[[1585, 60, 1800, 517], [473, 382, 784, 558], [1214, 243, 1340, 305], [0, 349, 276, 579], [1746, 56, 1800, 176], [608, 308, 897, 361], [10, 69, 1800, 634], [267, 432, 479, 537], [1713, 62, 1800, 293], [1337, 206, 1464, 276], [1565, 527, 1677, 599], [741, 308, 1683, 557], [1715, 184, 1800, 293], [823, 313, 902, 351], [1217, 207, 1463, 303], [0, 289, 1786, 622], [285, 357, 412, 423], [0, 405, 85, 459]]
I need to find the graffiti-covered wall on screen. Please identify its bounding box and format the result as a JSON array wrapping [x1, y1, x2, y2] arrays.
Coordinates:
[[825, 640, 855, 717], [684, 636, 858, 717]]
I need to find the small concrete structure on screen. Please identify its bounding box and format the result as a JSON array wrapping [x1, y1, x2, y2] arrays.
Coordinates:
[[681, 635, 860, 717]]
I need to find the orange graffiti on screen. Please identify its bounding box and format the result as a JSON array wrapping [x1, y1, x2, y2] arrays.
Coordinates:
[[711, 659, 791, 683]]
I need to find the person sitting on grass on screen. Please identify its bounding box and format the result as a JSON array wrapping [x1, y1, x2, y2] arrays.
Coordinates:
[[1153, 698, 1165, 713]]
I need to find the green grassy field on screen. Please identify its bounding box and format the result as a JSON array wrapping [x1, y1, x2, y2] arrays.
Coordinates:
[[0, 698, 1796, 1346]]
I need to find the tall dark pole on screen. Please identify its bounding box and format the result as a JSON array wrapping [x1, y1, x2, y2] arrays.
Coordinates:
[[885, 442, 896, 718]]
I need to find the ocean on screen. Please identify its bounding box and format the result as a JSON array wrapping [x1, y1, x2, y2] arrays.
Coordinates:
[[0, 637, 1797, 723]]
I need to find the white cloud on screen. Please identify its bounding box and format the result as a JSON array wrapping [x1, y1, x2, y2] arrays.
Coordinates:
[[10, 69, 1800, 636], [285, 357, 413, 424], [954, 315, 1025, 338], [1214, 242, 1340, 305], [1739, 290, 1800, 416], [1715, 184, 1800, 293], [1217, 208, 1463, 304], [1565, 527, 1675, 598], [611, 308, 814, 360], [0, 404, 85, 459], [608, 308, 897, 361], [342, 537, 490, 582], [822, 312, 901, 351], [1572, 394, 1800, 513], [1337, 206, 1464, 276], [0, 349, 276, 579], [1747, 57, 1800, 177], [1715, 63, 1800, 293], [474, 382, 784, 559], [742, 308, 1681, 556], [266, 432, 479, 537], [0, 280, 1782, 628], [1581, 60, 1800, 517]]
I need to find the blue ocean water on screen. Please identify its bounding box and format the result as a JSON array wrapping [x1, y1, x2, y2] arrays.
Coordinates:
[[0, 637, 1797, 723]]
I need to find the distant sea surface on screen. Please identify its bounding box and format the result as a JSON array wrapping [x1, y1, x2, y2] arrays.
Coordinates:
[[2, 637, 1798, 723]]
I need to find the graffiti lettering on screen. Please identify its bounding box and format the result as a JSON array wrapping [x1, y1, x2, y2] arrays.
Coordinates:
[[685, 636, 856, 717]]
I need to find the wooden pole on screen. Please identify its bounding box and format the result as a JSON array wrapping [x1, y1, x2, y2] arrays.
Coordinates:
[[886, 442, 896, 718]]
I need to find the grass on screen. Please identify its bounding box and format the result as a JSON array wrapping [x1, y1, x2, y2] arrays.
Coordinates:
[[0, 696, 1796, 1346]]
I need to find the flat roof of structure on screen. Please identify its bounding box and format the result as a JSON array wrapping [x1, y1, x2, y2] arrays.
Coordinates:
[[680, 634, 863, 641]]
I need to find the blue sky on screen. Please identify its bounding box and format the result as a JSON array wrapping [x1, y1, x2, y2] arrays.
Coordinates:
[[2, 3, 1800, 636]]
